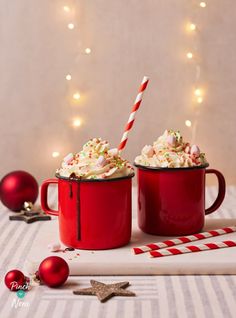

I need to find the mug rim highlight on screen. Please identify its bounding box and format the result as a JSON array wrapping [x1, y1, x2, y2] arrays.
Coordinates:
[[134, 163, 209, 171], [55, 172, 135, 183]]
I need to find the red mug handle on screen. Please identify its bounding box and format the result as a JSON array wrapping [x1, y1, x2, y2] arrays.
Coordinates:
[[41, 179, 59, 216], [205, 169, 226, 215]]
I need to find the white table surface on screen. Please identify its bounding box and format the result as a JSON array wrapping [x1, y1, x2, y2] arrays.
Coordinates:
[[27, 217, 236, 276], [0, 186, 236, 318]]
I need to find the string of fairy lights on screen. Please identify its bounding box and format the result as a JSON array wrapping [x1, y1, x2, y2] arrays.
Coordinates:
[[52, 1, 207, 158], [52, 3, 92, 158], [185, 1, 207, 142]]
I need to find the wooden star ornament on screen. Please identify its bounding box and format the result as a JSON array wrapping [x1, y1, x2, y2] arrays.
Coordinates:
[[9, 201, 51, 224], [73, 280, 136, 302]]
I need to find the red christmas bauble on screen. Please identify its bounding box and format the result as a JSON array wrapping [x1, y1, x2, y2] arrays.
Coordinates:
[[38, 256, 69, 288], [4, 270, 27, 291], [0, 171, 38, 211]]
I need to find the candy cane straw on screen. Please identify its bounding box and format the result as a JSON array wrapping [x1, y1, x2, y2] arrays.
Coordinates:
[[133, 225, 236, 255], [118, 76, 149, 152], [149, 240, 236, 258]]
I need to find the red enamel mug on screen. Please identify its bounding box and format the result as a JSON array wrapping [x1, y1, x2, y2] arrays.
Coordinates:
[[41, 174, 134, 250], [135, 164, 226, 236]]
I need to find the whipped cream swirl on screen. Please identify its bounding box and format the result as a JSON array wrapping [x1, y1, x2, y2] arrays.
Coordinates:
[[135, 130, 208, 168], [57, 138, 134, 179]]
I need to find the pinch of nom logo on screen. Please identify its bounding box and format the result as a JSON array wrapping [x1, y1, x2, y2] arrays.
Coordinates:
[[10, 282, 30, 309]]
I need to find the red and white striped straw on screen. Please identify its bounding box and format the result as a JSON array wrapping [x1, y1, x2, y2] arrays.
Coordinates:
[[149, 240, 236, 258], [133, 225, 236, 255], [118, 76, 149, 152]]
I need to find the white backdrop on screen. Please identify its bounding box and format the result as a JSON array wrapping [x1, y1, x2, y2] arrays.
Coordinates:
[[0, 0, 235, 184]]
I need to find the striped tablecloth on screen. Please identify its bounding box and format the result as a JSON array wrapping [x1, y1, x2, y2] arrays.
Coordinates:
[[0, 186, 236, 318]]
